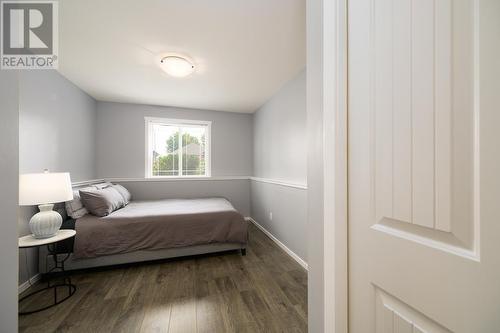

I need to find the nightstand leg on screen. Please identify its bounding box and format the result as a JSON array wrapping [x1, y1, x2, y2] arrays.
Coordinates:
[[19, 243, 76, 315]]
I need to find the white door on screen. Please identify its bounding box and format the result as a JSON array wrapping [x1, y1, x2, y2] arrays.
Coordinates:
[[348, 0, 500, 331]]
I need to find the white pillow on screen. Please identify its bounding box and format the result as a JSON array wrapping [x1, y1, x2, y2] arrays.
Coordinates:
[[112, 184, 132, 205], [94, 182, 112, 189], [65, 186, 95, 219]]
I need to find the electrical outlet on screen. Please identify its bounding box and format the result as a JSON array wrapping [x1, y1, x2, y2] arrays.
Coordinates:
[[269, 212, 273, 221]]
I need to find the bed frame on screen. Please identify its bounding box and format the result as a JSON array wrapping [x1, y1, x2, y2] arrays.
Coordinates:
[[39, 242, 246, 274]]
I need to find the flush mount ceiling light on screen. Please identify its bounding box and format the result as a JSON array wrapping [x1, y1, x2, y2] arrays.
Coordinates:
[[159, 55, 195, 77]]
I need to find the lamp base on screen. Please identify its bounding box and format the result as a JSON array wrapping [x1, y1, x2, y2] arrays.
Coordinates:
[[29, 204, 63, 239]]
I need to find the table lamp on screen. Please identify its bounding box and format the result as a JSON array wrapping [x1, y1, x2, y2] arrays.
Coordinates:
[[19, 170, 73, 239]]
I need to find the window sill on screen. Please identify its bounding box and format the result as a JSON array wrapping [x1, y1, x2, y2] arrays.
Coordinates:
[[148, 175, 211, 180]]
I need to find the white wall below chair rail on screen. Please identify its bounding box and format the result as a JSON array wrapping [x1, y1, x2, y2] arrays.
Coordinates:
[[250, 179, 308, 262], [245, 217, 308, 270]]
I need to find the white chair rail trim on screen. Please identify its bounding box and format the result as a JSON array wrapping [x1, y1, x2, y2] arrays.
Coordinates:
[[105, 176, 250, 182], [72, 179, 106, 186], [250, 177, 308, 190], [71, 177, 308, 190]]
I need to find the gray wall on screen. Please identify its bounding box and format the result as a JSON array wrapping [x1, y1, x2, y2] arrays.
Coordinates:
[[251, 70, 308, 262], [19, 71, 97, 181], [250, 181, 307, 259], [96, 102, 253, 178], [253, 69, 307, 183], [0, 71, 19, 333], [18, 71, 97, 285]]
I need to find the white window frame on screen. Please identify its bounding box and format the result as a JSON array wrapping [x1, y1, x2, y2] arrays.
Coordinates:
[[145, 117, 212, 178]]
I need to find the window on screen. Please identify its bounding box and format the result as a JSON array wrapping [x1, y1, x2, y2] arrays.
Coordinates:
[[145, 117, 211, 178]]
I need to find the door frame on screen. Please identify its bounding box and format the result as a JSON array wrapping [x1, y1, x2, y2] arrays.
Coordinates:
[[306, 0, 348, 331], [323, 0, 349, 331]]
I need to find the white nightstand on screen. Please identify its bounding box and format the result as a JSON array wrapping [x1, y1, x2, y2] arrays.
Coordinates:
[[19, 230, 77, 315]]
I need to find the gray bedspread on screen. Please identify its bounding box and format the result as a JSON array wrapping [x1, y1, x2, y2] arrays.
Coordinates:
[[73, 197, 248, 259]]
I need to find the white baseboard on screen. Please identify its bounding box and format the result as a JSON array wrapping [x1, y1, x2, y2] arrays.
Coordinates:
[[18, 274, 41, 294], [245, 217, 308, 270]]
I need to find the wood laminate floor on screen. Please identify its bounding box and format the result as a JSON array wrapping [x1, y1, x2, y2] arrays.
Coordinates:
[[19, 223, 307, 333]]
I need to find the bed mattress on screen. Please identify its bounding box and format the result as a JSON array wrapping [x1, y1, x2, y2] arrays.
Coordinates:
[[72, 197, 247, 259]]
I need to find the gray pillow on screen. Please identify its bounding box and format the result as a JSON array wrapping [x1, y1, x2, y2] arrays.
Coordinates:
[[112, 184, 132, 205], [79, 186, 125, 217]]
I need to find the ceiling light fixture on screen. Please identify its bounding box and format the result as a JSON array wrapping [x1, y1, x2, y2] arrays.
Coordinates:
[[159, 55, 195, 77]]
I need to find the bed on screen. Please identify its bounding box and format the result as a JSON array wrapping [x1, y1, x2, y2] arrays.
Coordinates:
[[39, 196, 248, 273]]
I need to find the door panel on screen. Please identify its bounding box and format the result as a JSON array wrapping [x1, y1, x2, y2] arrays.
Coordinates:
[[372, 0, 476, 254], [375, 287, 451, 333], [348, 0, 500, 331]]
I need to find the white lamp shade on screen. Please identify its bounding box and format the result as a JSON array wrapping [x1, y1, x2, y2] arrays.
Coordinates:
[[19, 172, 73, 206]]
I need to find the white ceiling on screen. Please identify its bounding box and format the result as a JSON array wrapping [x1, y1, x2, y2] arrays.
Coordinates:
[[58, 0, 305, 113]]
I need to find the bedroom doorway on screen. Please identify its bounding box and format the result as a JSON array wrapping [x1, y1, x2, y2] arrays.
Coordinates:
[[12, 0, 309, 331]]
